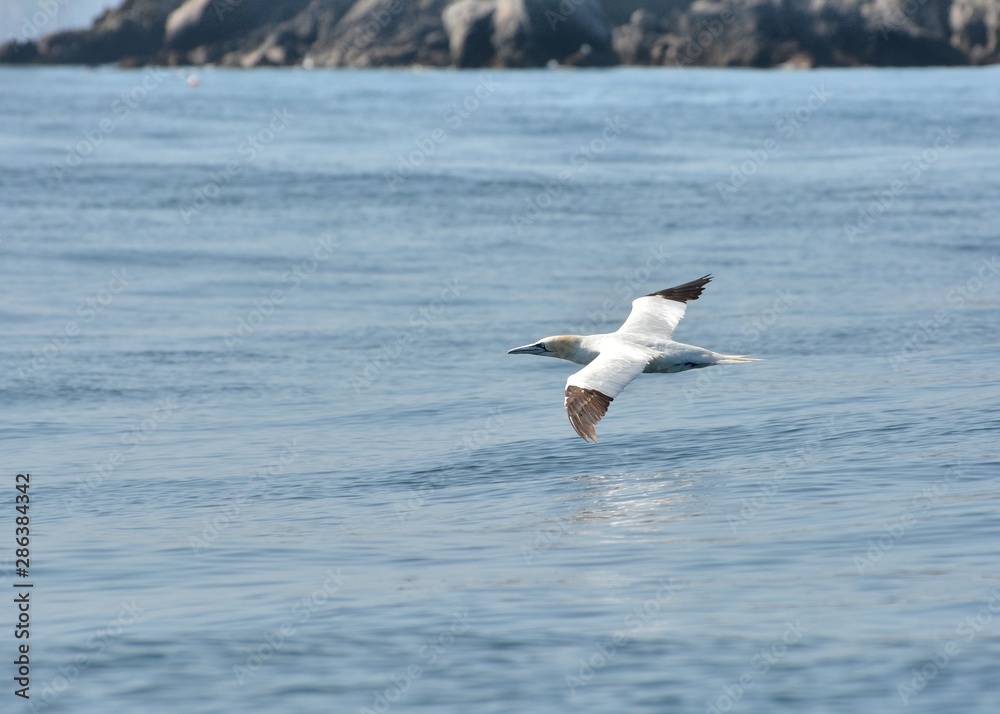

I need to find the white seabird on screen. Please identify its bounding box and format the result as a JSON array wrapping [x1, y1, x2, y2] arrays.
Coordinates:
[[507, 275, 759, 442]]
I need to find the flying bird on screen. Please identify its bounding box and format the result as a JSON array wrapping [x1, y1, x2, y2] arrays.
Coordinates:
[[507, 275, 758, 442]]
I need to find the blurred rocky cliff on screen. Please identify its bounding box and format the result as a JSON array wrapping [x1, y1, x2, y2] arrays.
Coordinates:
[[2, 0, 998, 67]]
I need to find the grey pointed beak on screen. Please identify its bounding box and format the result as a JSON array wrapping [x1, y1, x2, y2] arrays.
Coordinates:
[[507, 342, 547, 355]]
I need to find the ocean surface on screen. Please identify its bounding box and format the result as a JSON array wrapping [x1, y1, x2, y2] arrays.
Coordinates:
[[2, 65, 999, 713]]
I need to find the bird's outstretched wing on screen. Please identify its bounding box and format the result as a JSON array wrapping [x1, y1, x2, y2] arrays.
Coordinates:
[[565, 347, 653, 443], [616, 275, 712, 340]]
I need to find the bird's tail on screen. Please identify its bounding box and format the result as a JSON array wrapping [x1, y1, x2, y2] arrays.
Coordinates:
[[717, 354, 763, 363]]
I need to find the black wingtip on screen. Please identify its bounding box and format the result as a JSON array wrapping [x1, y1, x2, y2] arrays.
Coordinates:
[[646, 275, 712, 303]]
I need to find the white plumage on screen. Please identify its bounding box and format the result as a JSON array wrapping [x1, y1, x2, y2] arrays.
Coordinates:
[[507, 275, 759, 442]]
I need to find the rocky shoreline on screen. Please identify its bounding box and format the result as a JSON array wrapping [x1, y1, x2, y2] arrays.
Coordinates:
[[2, 0, 998, 69]]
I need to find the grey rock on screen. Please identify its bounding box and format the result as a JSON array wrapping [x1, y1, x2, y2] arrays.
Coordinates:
[[307, 0, 451, 67], [949, 0, 1000, 62], [164, 0, 311, 52], [443, 0, 497, 67], [7, 0, 181, 65], [492, 0, 616, 66], [1, 0, 998, 67]]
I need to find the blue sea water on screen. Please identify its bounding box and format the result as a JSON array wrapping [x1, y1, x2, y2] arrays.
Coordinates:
[[1, 65, 999, 713]]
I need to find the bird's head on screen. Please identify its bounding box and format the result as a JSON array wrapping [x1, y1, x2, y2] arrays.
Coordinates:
[[507, 335, 578, 360]]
